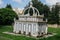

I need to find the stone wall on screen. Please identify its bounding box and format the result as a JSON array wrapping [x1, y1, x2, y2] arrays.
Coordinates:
[[48, 24, 60, 28]]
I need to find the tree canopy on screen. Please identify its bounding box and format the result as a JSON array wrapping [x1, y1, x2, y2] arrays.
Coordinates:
[[6, 4, 12, 9], [0, 8, 17, 25], [48, 4, 60, 24]]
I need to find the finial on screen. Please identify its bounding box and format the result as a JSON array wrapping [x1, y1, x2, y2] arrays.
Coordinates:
[[30, 0, 33, 7]]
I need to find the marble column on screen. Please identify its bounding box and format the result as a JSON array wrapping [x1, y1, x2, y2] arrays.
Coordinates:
[[26, 23, 29, 34], [16, 22, 19, 33], [21, 23, 23, 33], [13, 22, 16, 33], [19, 23, 21, 31], [45, 24, 48, 34]]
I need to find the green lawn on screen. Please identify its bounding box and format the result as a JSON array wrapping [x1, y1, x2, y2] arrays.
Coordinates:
[[0, 25, 60, 40]]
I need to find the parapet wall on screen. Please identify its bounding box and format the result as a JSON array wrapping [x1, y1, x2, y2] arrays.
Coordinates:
[[48, 24, 60, 28]]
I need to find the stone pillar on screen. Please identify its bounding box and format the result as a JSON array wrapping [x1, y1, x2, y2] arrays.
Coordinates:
[[29, 25, 31, 32], [26, 23, 29, 34], [24, 24, 26, 31], [36, 24, 38, 36], [44, 24, 48, 34], [45, 26, 48, 34], [13, 22, 16, 33], [23, 23, 24, 33], [19, 23, 21, 31], [20, 23, 22, 33], [21, 23, 23, 33], [31, 24, 33, 35], [15, 22, 19, 33]]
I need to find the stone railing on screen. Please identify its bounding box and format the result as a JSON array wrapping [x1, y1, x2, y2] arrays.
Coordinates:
[[15, 16, 47, 22]]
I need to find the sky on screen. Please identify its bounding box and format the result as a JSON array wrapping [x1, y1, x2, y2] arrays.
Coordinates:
[[0, 0, 60, 9]]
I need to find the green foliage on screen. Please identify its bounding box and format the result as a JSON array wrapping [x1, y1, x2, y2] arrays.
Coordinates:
[[6, 4, 12, 9], [0, 8, 17, 25], [48, 5, 60, 24]]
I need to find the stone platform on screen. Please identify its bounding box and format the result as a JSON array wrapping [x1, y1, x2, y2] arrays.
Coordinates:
[[3, 32, 57, 39]]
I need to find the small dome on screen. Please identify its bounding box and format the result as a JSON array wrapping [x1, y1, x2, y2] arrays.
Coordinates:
[[23, 1, 40, 16]]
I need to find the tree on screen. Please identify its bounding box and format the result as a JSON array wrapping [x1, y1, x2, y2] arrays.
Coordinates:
[[53, 4, 60, 25], [0, 8, 18, 25], [6, 4, 12, 9], [48, 4, 60, 24]]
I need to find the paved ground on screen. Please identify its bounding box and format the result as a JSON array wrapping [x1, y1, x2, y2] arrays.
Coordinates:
[[3, 32, 57, 39]]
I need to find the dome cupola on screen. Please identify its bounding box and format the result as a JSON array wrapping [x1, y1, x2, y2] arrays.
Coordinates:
[[23, 1, 40, 16]]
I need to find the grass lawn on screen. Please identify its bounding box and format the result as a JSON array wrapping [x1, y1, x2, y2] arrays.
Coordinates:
[[0, 25, 60, 40]]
